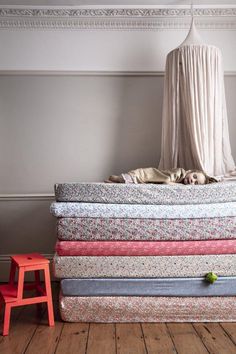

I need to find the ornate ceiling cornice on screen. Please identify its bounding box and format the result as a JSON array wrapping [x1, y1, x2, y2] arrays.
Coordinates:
[[0, 7, 235, 30], [1, 7, 236, 18]]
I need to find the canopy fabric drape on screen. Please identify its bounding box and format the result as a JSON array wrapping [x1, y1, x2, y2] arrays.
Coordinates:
[[158, 20, 235, 177]]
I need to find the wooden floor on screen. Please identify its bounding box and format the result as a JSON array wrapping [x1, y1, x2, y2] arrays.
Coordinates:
[[1, 284, 236, 354]]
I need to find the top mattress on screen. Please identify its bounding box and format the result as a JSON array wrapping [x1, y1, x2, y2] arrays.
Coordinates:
[[54, 181, 236, 205]]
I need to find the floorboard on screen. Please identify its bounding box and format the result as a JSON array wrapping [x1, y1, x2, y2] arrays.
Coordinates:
[[142, 323, 177, 354], [87, 323, 116, 354], [55, 323, 89, 354], [24, 309, 63, 354], [167, 323, 209, 354], [116, 323, 147, 354], [193, 323, 236, 354], [0, 306, 45, 354], [220, 322, 236, 345]]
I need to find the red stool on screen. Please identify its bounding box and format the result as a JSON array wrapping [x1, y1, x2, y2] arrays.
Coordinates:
[[0, 253, 54, 336]]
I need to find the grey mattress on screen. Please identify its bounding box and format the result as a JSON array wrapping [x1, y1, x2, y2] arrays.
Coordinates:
[[60, 277, 236, 297], [54, 181, 236, 205]]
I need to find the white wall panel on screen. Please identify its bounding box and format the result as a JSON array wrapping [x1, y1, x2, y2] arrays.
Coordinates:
[[0, 29, 235, 72]]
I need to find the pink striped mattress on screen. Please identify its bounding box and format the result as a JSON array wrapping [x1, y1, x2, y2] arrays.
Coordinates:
[[55, 239, 236, 256]]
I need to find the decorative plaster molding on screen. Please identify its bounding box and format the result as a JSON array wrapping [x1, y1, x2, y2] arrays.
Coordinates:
[[1, 8, 236, 18], [0, 7, 235, 30]]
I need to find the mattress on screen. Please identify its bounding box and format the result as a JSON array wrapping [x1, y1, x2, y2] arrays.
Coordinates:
[[55, 239, 236, 257], [51, 201, 236, 219], [60, 277, 236, 297], [60, 296, 236, 322], [54, 254, 236, 278], [55, 181, 236, 205], [57, 216, 236, 241]]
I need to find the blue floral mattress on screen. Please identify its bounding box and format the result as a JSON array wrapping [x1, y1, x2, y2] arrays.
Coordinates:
[[60, 277, 236, 297]]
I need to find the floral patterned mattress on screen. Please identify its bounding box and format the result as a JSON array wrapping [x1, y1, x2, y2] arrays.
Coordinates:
[[54, 254, 236, 278], [54, 181, 236, 205], [60, 296, 236, 322], [51, 201, 236, 219], [60, 276, 236, 297], [55, 239, 236, 257], [57, 216, 236, 241]]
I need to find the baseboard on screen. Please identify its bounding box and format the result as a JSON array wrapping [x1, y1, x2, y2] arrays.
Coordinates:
[[0, 194, 54, 201], [0, 253, 55, 282]]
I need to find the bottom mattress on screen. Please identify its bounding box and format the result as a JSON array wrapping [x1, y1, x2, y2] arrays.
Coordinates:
[[60, 296, 236, 322], [61, 277, 236, 297]]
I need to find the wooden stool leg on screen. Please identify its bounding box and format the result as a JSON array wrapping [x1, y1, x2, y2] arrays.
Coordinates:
[[34, 270, 42, 314], [17, 267, 25, 300], [44, 266, 54, 327], [3, 304, 11, 336]]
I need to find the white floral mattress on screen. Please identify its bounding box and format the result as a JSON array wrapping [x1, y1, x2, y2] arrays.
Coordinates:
[[54, 254, 236, 278], [51, 201, 236, 219]]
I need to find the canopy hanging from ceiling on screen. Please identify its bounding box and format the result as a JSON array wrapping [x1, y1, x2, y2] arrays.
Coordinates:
[[158, 18, 235, 177]]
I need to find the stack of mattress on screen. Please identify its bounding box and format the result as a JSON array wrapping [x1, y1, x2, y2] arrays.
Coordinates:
[[51, 182, 236, 322]]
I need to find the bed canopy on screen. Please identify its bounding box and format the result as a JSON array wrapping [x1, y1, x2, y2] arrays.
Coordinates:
[[158, 17, 236, 177]]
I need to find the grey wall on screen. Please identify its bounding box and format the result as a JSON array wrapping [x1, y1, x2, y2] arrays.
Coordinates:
[[0, 74, 235, 281], [1, 75, 236, 194], [0, 75, 164, 193]]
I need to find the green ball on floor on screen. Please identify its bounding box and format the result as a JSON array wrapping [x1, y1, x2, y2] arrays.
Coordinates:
[[205, 272, 218, 284]]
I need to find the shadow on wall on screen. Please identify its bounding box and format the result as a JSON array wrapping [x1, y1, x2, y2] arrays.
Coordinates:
[[111, 76, 164, 175], [0, 198, 56, 281], [0, 199, 56, 255], [108, 44, 164, 177]]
